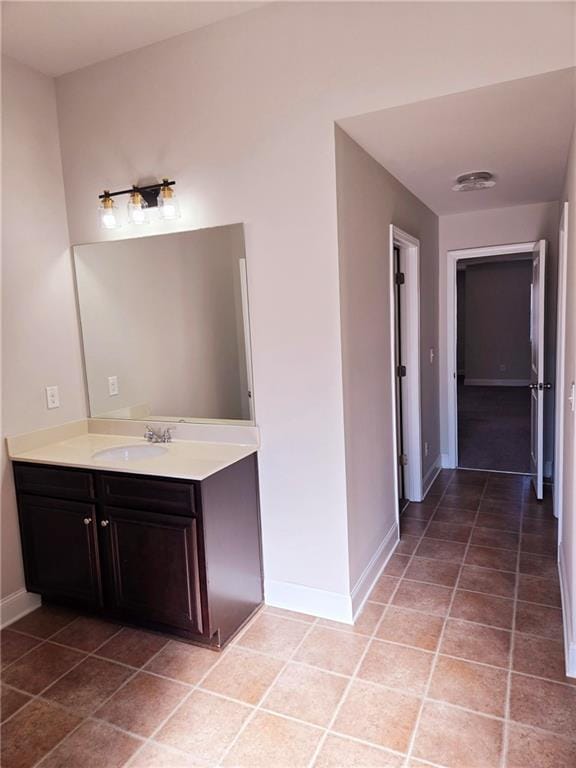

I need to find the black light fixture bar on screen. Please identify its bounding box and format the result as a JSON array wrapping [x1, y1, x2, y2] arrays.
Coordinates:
[[99, 180, 176, 208]]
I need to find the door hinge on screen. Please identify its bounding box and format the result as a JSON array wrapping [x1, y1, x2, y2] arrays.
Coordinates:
[[399, 454, 408, 467], [397, 364, 407, 378], [395, 272, 405, 285]]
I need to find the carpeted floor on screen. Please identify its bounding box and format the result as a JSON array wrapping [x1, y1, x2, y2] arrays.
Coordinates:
[[458, 382, 531, 473]]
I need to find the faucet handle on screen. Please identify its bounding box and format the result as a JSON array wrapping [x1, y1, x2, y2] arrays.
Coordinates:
[[163, 427, 174, 443], [144, 424, 155, 441]]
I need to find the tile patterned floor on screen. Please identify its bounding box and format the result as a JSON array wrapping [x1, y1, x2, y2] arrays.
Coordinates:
[[1, 469, 574, 767]]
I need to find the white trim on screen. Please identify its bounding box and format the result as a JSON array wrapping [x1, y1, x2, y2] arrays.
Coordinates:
[[390, 225, 423, 502], [559, 546, 576, 677], [554, 202, 569, 526], [446, 240, 539, 467], [441, 453, 453, 469], [464, 378, 530, 387], [0, 589, 41, 628], [239, 258, 255, 422], [422, 457, 441, 498], [351, 522, 399, 618], [264, 580, 354, 624]]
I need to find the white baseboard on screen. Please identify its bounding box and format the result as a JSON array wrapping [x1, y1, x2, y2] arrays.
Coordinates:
[[464, 378, 530, 387], [422, 457, 441, 499], [264, 579, 354, 624], [559, 546, 576, 677], [441, 453, 453, 469], [351, 522, 399, 618], [0, 588, 41, 629]]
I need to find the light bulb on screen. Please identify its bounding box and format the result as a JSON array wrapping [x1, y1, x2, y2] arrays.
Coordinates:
[[99, 192, 120, 229], [158, 180, 180, 221], [127, 189, 149, 224]]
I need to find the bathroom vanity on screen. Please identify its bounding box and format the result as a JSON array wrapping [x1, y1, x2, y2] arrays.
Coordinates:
[[9, 428, 262, 649]]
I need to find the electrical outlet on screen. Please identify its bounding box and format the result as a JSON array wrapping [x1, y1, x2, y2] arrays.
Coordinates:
[[45, 385, 60, 409], [108, 375, 119, 396], [424, 441, 429, 457]]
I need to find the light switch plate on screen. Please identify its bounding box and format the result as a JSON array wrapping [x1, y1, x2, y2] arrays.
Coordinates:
[[46, 385, 60, 409], [108, 376, 119, 396]]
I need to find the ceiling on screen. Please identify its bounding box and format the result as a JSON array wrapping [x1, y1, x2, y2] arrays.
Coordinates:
[[339, 68, 575, 216], [1, 1, 263, 77]]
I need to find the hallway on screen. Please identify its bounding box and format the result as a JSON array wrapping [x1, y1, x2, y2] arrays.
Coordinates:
[[458, 383, 531, 473], [1, 470, 573, 767]]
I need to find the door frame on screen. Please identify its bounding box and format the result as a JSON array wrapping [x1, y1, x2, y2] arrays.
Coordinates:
[[446, 240, 539, 468], [554, 202, 569, 529], [389, 225, 423, 502]]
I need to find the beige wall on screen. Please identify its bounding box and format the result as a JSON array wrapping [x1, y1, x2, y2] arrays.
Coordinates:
[[463, 260, 532, 382], [439, 201, 561, 471], [1, 56, 86, 599], [2, 3, 573, 617], [335, 127, 439, 589], [560, 126, 576, 670]]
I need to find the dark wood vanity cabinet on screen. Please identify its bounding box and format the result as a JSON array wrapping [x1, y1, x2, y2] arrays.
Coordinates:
[[13, 455, 262, 648]]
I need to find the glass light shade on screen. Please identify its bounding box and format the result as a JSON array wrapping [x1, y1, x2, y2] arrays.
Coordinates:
[[127, 190, 150, 224], [158, 183, 180, 221], [99, 195, 120, 229]]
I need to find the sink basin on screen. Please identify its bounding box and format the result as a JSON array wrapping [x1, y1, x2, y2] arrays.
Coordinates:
[[92, 444, 168, 462]]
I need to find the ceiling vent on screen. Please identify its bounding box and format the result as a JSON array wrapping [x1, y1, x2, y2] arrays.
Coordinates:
[[452, 171, 496, 192]]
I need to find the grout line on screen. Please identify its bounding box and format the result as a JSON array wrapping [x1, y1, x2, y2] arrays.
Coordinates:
[[404, 471, 485, 766]]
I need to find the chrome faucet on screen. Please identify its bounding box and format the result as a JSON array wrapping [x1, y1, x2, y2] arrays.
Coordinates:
[[144, 425, 174, 443]]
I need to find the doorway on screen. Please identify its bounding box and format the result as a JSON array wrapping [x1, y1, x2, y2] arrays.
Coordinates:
[[446, 241, 547, 498]]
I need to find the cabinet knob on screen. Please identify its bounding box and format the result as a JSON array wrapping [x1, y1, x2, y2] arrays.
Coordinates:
[[100, 520, 110, 528], [83, 517, 92, 526]]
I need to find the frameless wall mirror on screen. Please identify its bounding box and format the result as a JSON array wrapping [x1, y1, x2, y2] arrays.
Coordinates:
[[73, 224, 254, 424]]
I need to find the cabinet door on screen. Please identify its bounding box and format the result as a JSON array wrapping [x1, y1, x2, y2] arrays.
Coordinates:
[[18, 495, 102, 606], [100, 507, 204, 634]]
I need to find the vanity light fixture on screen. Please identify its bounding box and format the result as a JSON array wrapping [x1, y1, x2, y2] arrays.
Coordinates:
[[158, 179, 180, 221], [127, 187, 149, 225], [98, 191, 120, 229], [98, 179, 177, 228]]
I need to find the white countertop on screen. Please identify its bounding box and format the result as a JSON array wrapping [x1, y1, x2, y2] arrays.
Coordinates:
[[7, 431, 257, 481]]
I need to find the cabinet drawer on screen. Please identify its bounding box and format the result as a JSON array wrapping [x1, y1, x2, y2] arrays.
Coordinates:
[[14, 464, 94, 501], [99, 474, 196, 515]]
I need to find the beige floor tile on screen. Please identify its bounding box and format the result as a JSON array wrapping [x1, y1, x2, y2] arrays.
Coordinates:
[[413, 700, 503, 768], [42, 656, 133, 715], [512, 633, 576, 685], [262, 662, 347, 727], [375, 607, 444, 651], [382, 555, 411, 577], [403, 557, 460, 587], [428, 655, 508, 716], [156, 689, 252, 762], [0, 698, 81, 768], [450, 590, 514, 629], [414, 538, 466, 563], [50, 616, 121, 652], [96, 671, 190, 736], [1, 641, 85, 694], [506, 723, 576, 768], [128, 742, 209, 767], [509, 673, 576, 735], [235, 614, 310, 660], [9, 605, 77, 639], [313, 734, 404, 767], [369, 575, 400, 604], [319, 602, 385, 636], [424, 521, 472, 542], [470, 528, 519, 551], [0, 684, 31, 722], [357, 639, 434, 695], [392, 580, 453, 617], [333, 679, 421, 753], [432, 507, 477, 525], [222, 711, 323, 767], [294, 626, 368, 675], [0, 630, 41, 669], [465, 545, 517, 572], [396, 535, 421, 556], [518, 553, 558, 580], [144, 640, 220, 685], [458, 565, 516, 598], [515, 602, 563, 640], [97, 627, 169, 668], [440, 619, 511, 668], [263, 606, 316, 623], [516, 574, 561, 607], [201, 647, 283, 705], [40, 718, 141, 768], [476, 512, 521, 533]]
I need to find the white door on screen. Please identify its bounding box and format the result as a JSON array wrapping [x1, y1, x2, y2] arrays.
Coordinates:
[[529, 240, 547, 500]]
